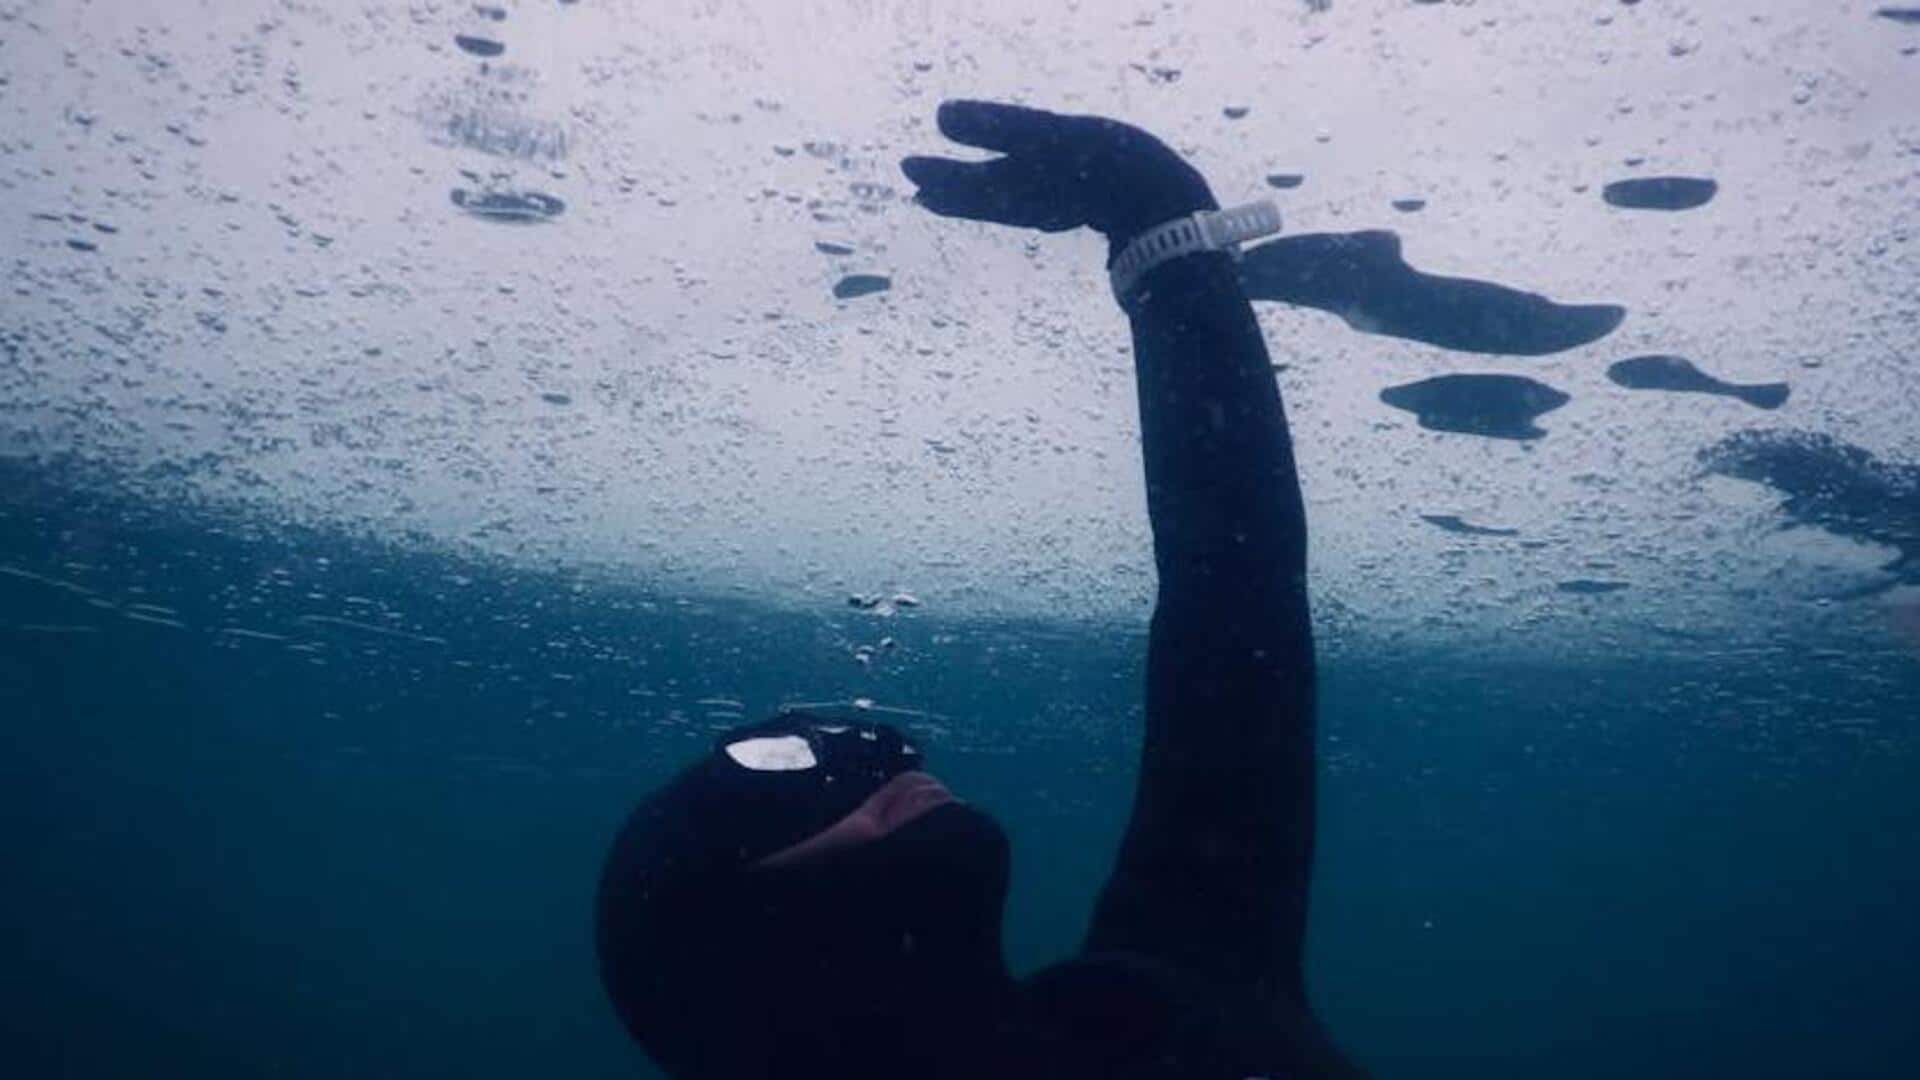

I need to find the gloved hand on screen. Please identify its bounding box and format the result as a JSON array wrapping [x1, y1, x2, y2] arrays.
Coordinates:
[[900, 100, 1217, 261]]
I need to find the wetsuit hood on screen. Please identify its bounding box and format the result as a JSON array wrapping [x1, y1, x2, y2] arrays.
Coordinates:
[[595, 716, 1014, 1079]]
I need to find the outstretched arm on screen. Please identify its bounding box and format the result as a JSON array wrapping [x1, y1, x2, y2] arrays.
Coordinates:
[[1093, 245, 1315, 999], [903, 101, 1317, 1000]]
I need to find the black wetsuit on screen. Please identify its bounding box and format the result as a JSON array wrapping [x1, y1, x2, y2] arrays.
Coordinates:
[[998, 251, 1358, 1079], [596, 102, 1362, 1079]]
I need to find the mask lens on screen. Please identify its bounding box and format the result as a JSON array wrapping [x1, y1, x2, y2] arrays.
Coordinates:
[[716, 708, 923, 780]]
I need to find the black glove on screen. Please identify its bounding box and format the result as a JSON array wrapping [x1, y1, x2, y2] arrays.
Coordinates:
[[900, 100, 1217, 260]]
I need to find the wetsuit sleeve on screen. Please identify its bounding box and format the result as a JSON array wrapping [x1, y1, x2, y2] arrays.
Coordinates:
[[1083, 249, 1318, 1004]]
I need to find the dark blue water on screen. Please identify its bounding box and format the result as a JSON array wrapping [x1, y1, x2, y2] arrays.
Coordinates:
[[4, 470, 1917, 1078]]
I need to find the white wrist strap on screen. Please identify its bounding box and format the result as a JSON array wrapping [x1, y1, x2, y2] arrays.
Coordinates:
[[1109, 200, 1283, 303]]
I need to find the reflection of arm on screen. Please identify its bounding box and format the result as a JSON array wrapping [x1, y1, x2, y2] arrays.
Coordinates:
[[1083, 248, 1318, 1003], [1238, 231, 1624, 357]]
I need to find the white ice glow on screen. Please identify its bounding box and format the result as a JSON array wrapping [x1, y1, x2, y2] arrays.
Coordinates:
[[723, 735, 816, 772], [1, 1, 1915, 656]]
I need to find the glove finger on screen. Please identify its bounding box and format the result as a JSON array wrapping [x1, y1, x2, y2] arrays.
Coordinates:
[[902, 156, 1082, 231], [900, 154, 972, 191], [900, 155, 995, 218], [935, 100, 1065, 155]]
